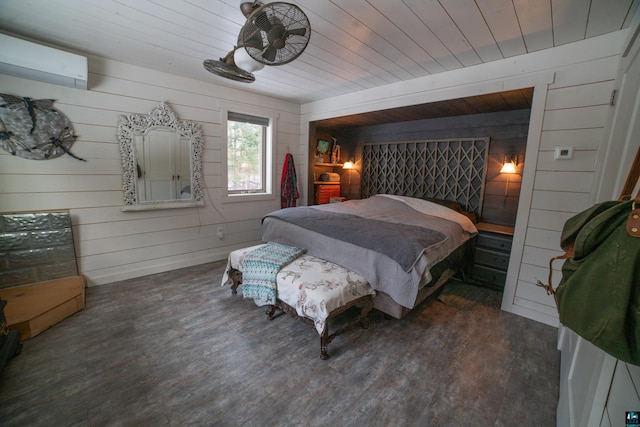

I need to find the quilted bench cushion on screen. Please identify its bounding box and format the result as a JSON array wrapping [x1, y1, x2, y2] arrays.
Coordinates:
[[224, 244, 375, 334]]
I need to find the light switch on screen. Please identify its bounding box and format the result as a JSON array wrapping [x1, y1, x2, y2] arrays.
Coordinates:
[[554, 146, 573, 160]]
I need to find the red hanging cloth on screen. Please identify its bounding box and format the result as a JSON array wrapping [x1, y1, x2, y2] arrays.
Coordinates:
[[280, 153, 299, 208]]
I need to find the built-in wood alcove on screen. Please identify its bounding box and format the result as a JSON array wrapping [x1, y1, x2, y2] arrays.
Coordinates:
[[308, 88, 533, 227]]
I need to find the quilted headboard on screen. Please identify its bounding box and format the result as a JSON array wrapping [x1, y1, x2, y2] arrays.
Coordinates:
[[360, 138, 489, 216]]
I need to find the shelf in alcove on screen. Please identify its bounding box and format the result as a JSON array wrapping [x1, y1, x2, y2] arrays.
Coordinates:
[[313, 162, 343, 167], [313, 181, 341, 185]]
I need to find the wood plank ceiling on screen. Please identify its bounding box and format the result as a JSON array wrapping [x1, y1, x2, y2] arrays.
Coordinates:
[[312, 87, 534, 129], [0, 1, 637, 104]]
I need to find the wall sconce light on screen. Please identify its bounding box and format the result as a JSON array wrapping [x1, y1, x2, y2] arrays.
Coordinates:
[[500, 155, 518, 174], [500, 155, 518, 196], [343, 160, 355, 184]]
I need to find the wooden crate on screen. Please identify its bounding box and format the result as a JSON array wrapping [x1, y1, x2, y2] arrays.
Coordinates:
[[314, 183, 341, 204], [0, 276, 85, 340]]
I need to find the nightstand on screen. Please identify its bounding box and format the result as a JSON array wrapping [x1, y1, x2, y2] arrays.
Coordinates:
[[469, 222, 514, 290]]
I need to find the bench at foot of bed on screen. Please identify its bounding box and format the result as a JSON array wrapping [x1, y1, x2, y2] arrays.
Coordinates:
[[223, 245, 376, 359], [266, 291, 373, 360]]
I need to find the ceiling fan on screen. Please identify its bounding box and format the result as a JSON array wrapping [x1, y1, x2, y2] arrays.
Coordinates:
[[203, 1, 311, 83]]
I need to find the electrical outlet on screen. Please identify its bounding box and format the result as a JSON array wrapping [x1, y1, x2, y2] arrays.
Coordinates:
[[217, 226, 224, 239]]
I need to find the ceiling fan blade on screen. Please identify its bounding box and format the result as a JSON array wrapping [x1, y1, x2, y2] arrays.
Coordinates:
[[285, 27, 307, 38], [262, 44, 277, 62], [253, 10, 272, 33], [242, 23, 264, 50], [244, 36, 263, 50]]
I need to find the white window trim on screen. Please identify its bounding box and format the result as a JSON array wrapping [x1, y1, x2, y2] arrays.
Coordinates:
[[221, 104, 278, 203]]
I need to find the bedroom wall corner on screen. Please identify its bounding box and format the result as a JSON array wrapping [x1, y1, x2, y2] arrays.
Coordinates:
[[300, 32, 627, 327], [0, 57, 301, 286]]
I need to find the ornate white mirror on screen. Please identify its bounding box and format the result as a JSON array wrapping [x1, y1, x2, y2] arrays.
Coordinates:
[[118, 102, 204, 210]]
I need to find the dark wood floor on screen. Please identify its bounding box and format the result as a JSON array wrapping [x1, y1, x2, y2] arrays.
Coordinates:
[[0, 260, 560, 426]]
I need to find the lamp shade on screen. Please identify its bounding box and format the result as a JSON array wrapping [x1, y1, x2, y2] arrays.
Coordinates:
[[500, 161, 517, 174], [233, 48, 265, 73], [343, 161, 355, 170]]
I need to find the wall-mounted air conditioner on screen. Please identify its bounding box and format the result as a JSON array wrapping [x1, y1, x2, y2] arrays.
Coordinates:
[[0, 33, 88, 90]]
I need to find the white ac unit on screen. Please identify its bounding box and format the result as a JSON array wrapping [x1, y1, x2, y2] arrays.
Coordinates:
[[0, 33, 88, 90]]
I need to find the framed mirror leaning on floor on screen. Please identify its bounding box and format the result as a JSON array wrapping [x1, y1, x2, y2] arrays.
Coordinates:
[[118, 102, 205, 210]]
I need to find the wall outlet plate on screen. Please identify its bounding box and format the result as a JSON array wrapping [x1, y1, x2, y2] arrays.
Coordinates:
[[554, 146, 574, 160]]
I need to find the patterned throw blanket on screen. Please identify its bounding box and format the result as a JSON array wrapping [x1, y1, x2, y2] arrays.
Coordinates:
[[242, 242, 306, 306]]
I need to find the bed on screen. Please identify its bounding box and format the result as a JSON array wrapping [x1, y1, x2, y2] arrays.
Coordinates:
[[261, 194, 479, 318], [223, 138, 487, 355]]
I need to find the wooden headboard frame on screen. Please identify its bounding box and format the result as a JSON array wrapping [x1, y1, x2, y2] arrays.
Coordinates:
[[360, 137, 490, 216]]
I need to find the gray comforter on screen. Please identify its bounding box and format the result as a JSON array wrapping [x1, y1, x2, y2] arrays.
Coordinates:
[[265, 207, 446, 272], [261, 195, 475, 308]]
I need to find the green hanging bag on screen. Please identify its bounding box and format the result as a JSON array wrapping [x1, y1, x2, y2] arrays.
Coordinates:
[[545, 195, 640, 365]]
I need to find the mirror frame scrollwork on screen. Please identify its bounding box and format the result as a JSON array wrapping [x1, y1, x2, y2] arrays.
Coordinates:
[[118, 102, 205, 210]]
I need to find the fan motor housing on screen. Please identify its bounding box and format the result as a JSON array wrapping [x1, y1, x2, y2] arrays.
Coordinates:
[[203, 1, 310, 82]]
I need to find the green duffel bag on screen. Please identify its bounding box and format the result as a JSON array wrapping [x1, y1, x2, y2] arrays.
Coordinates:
[[554, 197, 640, 365]]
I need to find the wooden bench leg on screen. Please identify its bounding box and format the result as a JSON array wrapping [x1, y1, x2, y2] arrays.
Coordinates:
[[319, 294, 375, 360], [320, 326, 330, 360], [229, 268, 242, 294], [230, 264, 374, 360], [358, 297, 374, 329], [266, 304, 281, 320]]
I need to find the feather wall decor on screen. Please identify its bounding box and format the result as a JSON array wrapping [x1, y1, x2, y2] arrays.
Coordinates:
[[0, 93, 85, 161]]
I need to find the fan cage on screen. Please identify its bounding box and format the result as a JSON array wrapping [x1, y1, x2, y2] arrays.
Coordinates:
[[203, 59, 255, 82], [242, 2, 311, 66]]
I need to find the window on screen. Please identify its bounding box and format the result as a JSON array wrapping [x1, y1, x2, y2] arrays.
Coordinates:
[[222, 108, 276, 202]]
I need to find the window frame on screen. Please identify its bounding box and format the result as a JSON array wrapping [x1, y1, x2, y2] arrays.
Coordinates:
[[221, 105, 278, 203]]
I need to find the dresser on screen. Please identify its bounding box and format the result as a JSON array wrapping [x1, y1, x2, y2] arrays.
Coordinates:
[[469, 222, 514, 290]]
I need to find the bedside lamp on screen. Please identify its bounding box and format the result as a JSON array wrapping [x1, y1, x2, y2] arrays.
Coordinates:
[[343, 160, 355, 184], [343, 161, 355, 170]]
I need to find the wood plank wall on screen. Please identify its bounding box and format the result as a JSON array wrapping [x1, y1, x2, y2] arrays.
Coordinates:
[[510, 57, 619, 324], [327, 109, 530, 226], [0, 57, 300, 286]]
